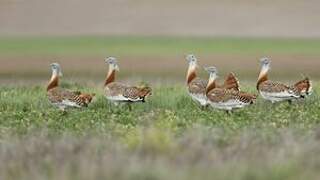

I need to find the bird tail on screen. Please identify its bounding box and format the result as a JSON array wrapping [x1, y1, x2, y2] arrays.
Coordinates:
[[238, 92, 257, 104], [294, 77, 312, 97], [137, 86, 152, 102], [78, 93, 96, 106], [138, 86, 152, 97], [224, 73, 240, 91]]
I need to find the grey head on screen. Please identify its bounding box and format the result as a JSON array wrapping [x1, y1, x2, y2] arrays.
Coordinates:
[[260, 57, 271, 66], [105, 57, 119, 71], [105, 57, 118, 64], [186, 54, 197, 64], [204, 66, 218, 75], [50, 63, 63, 76], [204, 66, 219, 82]]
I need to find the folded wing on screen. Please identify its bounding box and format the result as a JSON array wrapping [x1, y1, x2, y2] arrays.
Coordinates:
[[188, 78, 207, 95], [105, 82, 152, 103], [48, 88, 95, 108]]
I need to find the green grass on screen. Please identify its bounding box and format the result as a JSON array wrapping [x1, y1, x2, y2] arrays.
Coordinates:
[[1, 83, 319, 136], [0, 83, 320, 179], [1, 36, 320, 56], [1, 36, 320, 179]]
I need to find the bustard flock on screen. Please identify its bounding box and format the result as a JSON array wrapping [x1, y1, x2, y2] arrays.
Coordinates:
[[46, 55, 312, 113]]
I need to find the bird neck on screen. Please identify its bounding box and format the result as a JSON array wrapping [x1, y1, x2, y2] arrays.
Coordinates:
[[186, 65, 197, 84], [257, 65, 269, 89], [104, 67, 116, 86], [47, 74, 59, 91], [206, 73, 217, 94]]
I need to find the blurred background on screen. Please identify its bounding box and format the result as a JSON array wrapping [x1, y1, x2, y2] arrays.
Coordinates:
[[1, 0, 320, 85]]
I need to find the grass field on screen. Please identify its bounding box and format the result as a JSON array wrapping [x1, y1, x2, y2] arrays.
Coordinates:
[[1, 37, 320, 179], [1, 83, 320, 179], [2, 37, 320, 56]]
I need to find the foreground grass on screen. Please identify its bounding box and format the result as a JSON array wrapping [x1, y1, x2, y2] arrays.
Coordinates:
[[1, 83, 319, 135], [1, 36, 320, 56], [0, 83, 320, 179]]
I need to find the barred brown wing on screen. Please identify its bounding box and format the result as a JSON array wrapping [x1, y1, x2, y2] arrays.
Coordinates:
[[258, 81, 291, 93], [47, 88, 94, 107], [188, 78, 207, 94]]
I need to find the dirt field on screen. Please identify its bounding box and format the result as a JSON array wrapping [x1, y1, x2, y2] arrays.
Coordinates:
[[1, 0, 320, 37], [2, 54, 320, 86]]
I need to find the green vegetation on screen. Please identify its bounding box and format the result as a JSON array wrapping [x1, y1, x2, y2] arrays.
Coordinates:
[[1, 36, 320, 56], [0, 83, 320, 179], [1, 36, 320, 179]]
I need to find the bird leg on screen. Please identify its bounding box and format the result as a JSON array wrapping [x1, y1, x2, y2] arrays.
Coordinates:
[[127, 103, 132, 111], [225, 110, 232, 114], [200, 105, 208, 111]]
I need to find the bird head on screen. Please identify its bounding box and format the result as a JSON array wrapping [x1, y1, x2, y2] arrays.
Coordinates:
[[50, 63, 63, 77], [105, 57, 120, 71]]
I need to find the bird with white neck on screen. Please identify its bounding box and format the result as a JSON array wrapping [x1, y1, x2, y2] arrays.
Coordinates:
[[205, 66, 256, 112], [185, 54, 241, 108], [47, 63, 95, 111], [103, 57, 152, 109], [256, 57, 312, 103]]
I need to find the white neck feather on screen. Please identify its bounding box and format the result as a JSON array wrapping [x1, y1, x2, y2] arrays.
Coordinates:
[[258, 64, 270, 80], [187, 62, 196, 74], [208, 72, 217, 84], [51, 69, 59, 80], [108, 65, 115, 74]]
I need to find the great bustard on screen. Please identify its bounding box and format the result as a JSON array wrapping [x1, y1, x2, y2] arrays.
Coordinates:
[[47, 63, 95, 111], [186, 54, 240, 107], [257, 57, 312, 103], [205, 66, 256, 112], [103, 57, 152, 108]]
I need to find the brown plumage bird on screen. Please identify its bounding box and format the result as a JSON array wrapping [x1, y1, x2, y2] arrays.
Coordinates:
[[205, 66, 256, 112], [185, 54, 240, 107], [103, 57, 152, 106], [257, 58, 312, 103], [47, 63, 95, 111]]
